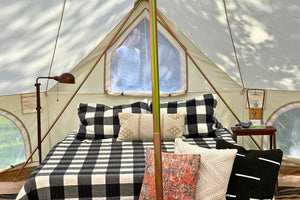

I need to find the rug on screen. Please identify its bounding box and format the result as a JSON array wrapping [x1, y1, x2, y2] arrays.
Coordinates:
[[1, 187, 299, 200], [0, 193, 17, 200], [275, 186, 300, 199]]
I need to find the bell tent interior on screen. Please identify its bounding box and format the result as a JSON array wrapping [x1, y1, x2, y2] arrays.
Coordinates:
[[0, 0, 300, 198]]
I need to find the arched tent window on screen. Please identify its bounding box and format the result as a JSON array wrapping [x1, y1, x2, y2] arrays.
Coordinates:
[[105, 10, 186, 96], [267, 102, 300, 157], [0, 109, 30, 168]]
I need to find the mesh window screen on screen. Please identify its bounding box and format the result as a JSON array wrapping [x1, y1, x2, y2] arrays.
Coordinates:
[[106, 13, 186, 95], [0, 115, 26, 167], [268, 103, 300, 157]]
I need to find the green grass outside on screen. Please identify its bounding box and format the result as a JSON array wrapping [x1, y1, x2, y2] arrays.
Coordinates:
[[0, 116, 25, 168]]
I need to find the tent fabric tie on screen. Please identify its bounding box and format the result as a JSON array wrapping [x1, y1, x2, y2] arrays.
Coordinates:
[[46, 0, 67, 91], [222, 0, 245, 89]]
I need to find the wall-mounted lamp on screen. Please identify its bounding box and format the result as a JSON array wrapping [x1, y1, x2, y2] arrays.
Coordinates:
[[247, 89, 265, 125], [35, 73, 75, 163]]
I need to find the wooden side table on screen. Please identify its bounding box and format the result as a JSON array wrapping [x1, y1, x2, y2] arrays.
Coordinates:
[[231, 126, 279, 196], [231, 126, 277, 150]]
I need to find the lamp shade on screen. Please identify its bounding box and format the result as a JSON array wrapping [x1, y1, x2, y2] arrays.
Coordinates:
[[247, 89, 265, 123], [53, 73, 75, 84], [247, 89, 265, 109]]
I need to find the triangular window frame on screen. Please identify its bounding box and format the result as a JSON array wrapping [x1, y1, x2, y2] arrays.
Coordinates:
[[105, 9, 187, 96]]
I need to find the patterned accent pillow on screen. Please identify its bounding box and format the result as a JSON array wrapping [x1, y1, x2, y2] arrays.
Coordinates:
[[139, 148, 201, 200], [174, 138, 237, 200], [216, 140, 283, 200], [150, 94, 217, 137], [117, 113, 186, 141], [77, 101, 150, 139]]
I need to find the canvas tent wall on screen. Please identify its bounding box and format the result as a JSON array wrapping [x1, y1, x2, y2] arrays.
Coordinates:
[[0, 0, 300, 186]]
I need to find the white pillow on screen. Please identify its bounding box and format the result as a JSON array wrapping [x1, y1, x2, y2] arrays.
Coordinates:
[[174, 138, 237, 200], [117, 113, 186, 141]]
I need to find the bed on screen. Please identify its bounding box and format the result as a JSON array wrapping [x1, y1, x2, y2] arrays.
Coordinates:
[[16, 129, 235, 200], [16, 94, 237, 199]]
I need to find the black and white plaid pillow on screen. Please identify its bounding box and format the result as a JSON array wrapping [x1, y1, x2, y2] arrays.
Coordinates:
[[77, 101, 150, 139], [150, 94, 217, 137]]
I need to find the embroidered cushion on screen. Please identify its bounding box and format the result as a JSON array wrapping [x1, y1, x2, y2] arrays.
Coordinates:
[[174, 138, 237, 200], [216, 140, 283, 200], [77, 101, 150, 139], [117, 113, 186, 141], [150, 94, 217, 137], [139, 148, 201, 200]]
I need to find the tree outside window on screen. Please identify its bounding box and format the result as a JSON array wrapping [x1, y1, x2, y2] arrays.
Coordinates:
[[0, 115, 26, 168]]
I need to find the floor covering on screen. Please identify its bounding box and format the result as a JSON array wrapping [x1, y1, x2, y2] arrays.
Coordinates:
[[0, 187, 299, 200]]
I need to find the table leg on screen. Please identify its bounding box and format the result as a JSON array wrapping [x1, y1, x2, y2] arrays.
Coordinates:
[[270, 135, 273, 149], [275, 181, 279, 196], [272, 132, 278, 196], [273, 133, 276, 149]]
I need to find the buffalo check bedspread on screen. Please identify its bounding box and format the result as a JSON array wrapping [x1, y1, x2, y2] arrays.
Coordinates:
[[17, 128, 235, 200]]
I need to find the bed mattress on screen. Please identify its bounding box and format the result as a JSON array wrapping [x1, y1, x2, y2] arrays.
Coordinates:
[[17, 128, 235, 200]]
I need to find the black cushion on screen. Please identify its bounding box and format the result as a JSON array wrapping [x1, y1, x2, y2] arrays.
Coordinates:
[[216, 140, 283, 200]]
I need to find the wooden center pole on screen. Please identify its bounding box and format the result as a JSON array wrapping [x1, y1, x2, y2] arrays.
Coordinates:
[[148, 0, 163, 199]]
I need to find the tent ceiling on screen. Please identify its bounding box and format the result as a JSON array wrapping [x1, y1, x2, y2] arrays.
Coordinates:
[[0, 0, 132, 95], [1, 0, 300, 95], [158, 0, 300, 90]]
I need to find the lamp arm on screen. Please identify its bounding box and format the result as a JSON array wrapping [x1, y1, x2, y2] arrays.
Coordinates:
[[36, 76, 56, 84]]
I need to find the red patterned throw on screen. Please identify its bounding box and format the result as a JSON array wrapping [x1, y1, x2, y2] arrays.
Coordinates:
[[139, 148, 201, 200]]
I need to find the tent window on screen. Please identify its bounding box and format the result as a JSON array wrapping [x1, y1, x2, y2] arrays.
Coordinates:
[[106, 11, 186, 95], [267, 102, 300, 157], [0, 110, 29, 168]]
